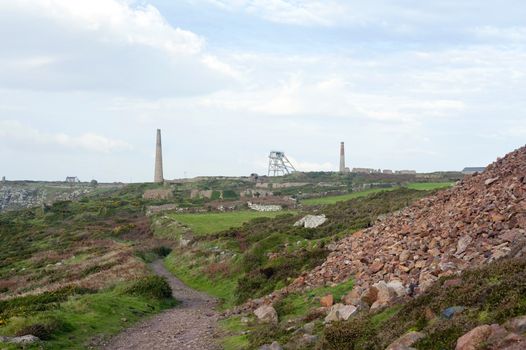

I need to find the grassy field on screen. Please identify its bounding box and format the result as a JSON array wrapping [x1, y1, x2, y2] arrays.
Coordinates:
[[405, 182, 453, 190], [167, 211, 292, 235], [302, 182, 453, 206], [302, 188, 395, 206]]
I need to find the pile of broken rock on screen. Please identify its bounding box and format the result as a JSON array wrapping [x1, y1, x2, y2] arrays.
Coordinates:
[[265, 145, 526, 310]]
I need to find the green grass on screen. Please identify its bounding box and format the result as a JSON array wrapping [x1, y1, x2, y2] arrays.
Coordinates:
[[302, 182, 453, 206], [164, 254, 240, 309], [220, 279, 355, 349], [168, 211, 292, 235], [302, 188, 395, 205], [275, 279, 355, 320], [405, 182, 453, 191], [0, 286, 176, 349], [369, 305, 402, 328], [219, 317, 250, 350]]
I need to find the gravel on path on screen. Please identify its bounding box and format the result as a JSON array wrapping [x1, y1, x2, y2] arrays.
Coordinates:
[[102, 260, 221, 350]]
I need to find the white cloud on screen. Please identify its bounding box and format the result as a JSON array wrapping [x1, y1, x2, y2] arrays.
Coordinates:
[[1, 1, 526, 180], [4, 0, 205, 56], [198, 74, 466, 122], [472, 26, 526, 42], [0, 0, 240, 95], [0, 120, 132, 153], [252, 156, 334, 172], [289, 157, 335, 172], [201, 55, 244, 80], [204, 0, 350, 26]]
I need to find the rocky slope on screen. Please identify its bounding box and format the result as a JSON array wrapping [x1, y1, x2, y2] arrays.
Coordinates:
[[294, 145, 526, 297], [244, 146, 526, 310]]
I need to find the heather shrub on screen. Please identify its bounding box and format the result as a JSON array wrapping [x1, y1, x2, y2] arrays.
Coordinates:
[[123, 276, 172, 300]]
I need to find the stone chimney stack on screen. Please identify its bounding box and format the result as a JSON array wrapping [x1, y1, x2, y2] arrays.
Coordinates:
[[154, 129, 164, 183], [339, 142, 345, 173]]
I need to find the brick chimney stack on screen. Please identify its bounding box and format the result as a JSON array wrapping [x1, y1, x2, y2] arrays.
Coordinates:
[[154, 129, 164, 183], [339, 142, 345, 173]]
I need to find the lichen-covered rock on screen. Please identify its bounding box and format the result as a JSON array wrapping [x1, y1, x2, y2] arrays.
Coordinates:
[[0, 335, 40, 345], [504, 315, 526, 335], [254, 304, 278, 324], [370, 281, 398, 310], [294, 214, 327, 228], [386, 331, 425, 350], [324, 303, 357, 323], [259, 341, 282, 350]]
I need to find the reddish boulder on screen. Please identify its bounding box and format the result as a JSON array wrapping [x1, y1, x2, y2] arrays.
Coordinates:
[[320, 294, 333, 307], [386, 331, 426, 350], [455, 325, 492, 350]]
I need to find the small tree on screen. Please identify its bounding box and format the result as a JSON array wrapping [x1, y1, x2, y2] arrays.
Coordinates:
[[90, 179, 98, 187]]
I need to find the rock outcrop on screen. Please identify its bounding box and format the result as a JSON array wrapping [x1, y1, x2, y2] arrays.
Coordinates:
[[287, 146, 526, 297]]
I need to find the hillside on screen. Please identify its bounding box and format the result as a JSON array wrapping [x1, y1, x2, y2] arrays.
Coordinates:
[[0, 189, 178, 348], [227, 146, 526, 350], [291, 145, 526, 295], [155, 188, 432, 310], [0, 155, 521, 349]]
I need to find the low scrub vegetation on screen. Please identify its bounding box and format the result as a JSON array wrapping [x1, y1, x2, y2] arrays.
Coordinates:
[[0, 186, 178, 348], [123, 275, 173, 300], [0, 286, 176, 349], [321, 257, 526, 350]]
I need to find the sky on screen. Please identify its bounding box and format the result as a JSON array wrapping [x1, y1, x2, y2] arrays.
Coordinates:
[[0, 0, 525, 182]]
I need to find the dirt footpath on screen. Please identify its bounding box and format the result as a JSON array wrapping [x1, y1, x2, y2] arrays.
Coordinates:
[[103, 260, 220, 350]]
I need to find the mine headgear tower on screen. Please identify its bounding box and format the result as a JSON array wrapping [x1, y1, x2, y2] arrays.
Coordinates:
[[268, 151, 296, 176]]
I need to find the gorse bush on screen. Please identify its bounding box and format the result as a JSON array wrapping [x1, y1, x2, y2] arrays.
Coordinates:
[[124, 276, 172, 300]]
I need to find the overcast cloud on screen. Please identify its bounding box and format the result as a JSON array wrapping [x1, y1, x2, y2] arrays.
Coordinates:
[[0, 0, 525, 182]]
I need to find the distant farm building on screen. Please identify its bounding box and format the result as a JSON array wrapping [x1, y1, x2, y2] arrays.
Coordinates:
[[462, 167, 486, 174], [65, 176, 80, 183], [382, 169, 393, 174], [395, 170, 417, 175]]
